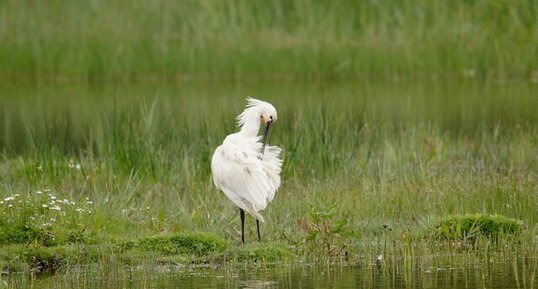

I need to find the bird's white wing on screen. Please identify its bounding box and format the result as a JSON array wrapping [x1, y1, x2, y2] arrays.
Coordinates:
[[211, 137, 281, 222], [260, 145, 282, 202]]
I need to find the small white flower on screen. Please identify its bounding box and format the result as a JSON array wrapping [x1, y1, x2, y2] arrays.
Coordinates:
[[37, 190, 43, 194], [75, 164, 81, 170], [51, 205, 61, 211], [14, 194, 20, 197], [8, 204, 12, 208], [4, 197, 14, 201], [87, 201, 93, 205], [50, 196, 57, 200], [42, 204, 48, 208], [76, 208, 85, 213]]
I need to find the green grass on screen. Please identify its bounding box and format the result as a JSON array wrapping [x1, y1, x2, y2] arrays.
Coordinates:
[[0, 81, 537, 274], [0, 0, 537, 82]]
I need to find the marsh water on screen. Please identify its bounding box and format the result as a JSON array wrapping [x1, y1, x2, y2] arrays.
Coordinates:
[[3, 258, 537, 289], [1, 80, 537, 288]]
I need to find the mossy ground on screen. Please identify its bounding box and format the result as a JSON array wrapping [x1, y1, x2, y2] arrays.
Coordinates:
[[0, 212, 526, 274], [433, 213, 524, 240], [0, 229, 298, 274]]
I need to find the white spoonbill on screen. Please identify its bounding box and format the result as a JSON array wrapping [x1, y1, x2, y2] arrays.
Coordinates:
[[211, 98, 282, 243]]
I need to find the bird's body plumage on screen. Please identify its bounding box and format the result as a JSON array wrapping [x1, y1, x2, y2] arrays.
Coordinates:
[[211, 98, 282, 226], [211, 133, 281, 222]]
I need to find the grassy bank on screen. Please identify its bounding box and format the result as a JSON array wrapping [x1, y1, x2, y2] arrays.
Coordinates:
[[1, 0, 537, 82], [1, 81, 537, 274]]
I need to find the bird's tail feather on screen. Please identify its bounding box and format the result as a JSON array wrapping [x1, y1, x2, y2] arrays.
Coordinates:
[[248, 210, 265, 223]]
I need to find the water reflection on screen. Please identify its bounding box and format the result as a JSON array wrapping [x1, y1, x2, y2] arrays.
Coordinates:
[[238, 280, 278, 289], [3, 258, 537, 289]]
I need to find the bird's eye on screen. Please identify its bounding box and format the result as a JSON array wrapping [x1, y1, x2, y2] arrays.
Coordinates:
[[269, 116, 273, 120], [260, 115, 263, 118]]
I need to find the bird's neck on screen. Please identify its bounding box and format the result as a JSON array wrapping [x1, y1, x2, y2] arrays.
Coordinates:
[[239, 116, 261, 137]]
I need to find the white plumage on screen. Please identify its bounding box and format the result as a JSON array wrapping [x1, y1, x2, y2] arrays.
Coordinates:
[[211, 98, 282, 228]]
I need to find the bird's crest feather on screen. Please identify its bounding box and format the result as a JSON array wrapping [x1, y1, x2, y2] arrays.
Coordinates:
[[236, 97, 267, 127]]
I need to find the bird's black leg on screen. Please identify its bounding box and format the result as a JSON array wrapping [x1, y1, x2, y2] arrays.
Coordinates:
[[256, 219, 261, 241], [239, 208, 245, 244]]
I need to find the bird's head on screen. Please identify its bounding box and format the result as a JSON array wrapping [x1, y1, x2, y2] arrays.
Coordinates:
[[237, 97, 278, 127], [237, 98, 278, 158], [259, 104, 278, 125]]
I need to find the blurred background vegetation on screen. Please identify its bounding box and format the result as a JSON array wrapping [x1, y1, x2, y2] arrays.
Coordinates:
[[1, 0, 537, 82]]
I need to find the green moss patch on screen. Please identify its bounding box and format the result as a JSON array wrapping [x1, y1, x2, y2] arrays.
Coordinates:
[[433, 213, 524, 240], [0, 244, 102, 274], [1, 232, 228, 273], [124, 232, 229, 256]]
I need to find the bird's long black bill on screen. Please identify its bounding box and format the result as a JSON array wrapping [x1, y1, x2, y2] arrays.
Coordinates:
[[260, 121, 272, 160]]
